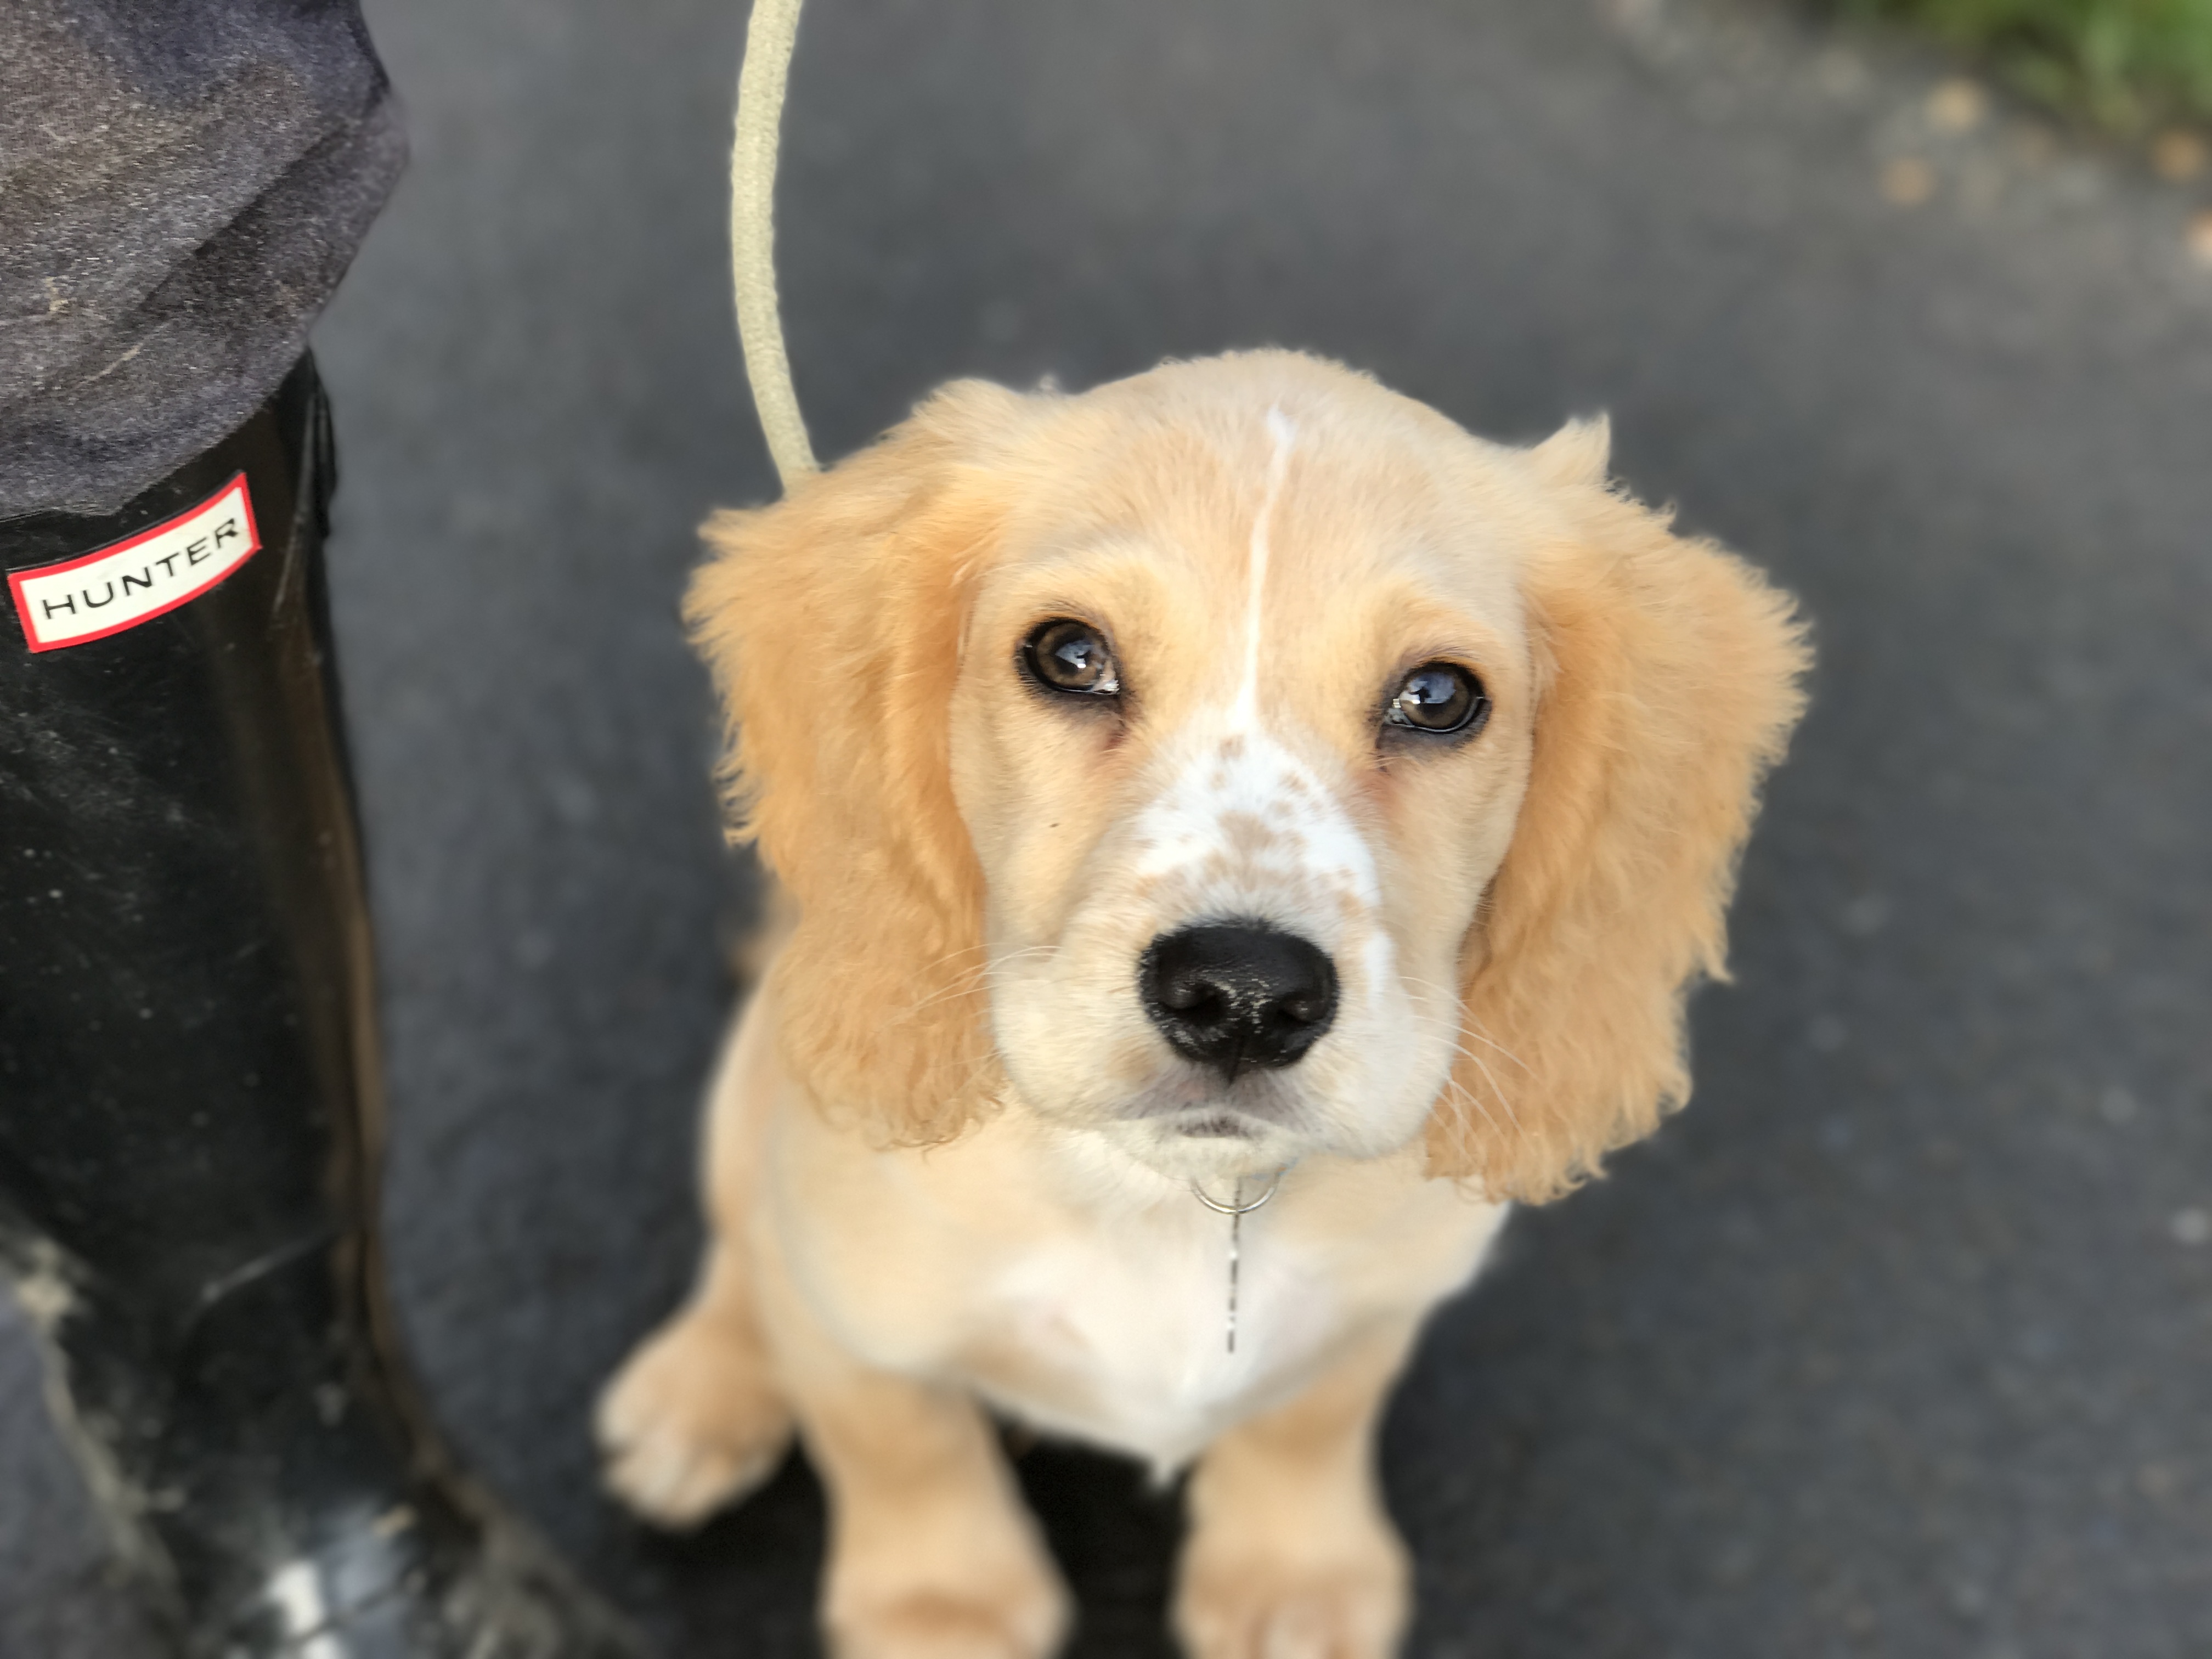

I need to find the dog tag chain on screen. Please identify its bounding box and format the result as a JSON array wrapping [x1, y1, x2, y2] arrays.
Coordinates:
[[1190, 1167, 1287, 1354]]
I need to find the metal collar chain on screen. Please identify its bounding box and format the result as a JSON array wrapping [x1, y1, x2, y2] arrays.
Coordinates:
[[1189, 1166, 1290, 1353]]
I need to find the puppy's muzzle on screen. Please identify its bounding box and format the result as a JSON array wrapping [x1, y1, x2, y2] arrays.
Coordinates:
[[1139, 923, 1338, 1082]]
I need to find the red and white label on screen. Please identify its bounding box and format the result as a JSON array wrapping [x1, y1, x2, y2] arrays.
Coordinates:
[[9, 473, 263, 653]]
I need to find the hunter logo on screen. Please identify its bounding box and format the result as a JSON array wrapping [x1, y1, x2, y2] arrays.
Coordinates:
[[9, 474, 263, 653]]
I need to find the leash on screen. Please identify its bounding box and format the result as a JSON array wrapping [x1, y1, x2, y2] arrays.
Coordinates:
[[731, 0, 817, 486]]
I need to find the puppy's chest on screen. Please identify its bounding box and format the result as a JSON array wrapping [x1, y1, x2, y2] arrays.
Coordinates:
[[962, 1207, 1338, 1470]]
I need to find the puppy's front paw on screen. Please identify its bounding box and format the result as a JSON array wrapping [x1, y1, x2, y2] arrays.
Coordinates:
[[1173, 1527, 1409, 1659], [827, 1534, 1069, 1659], [595, 1312, 793, 1528], [828, 1589, 1065, 1659]]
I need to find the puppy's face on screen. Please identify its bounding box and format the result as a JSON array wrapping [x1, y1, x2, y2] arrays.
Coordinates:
[[949, 376, 1549, 1183], [697, 350, 1804, 1202]]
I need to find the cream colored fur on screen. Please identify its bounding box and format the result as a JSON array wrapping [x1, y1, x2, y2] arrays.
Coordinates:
[[598, 352, 1808, 1658]]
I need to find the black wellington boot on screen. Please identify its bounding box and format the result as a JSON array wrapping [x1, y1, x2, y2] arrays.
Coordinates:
[[0, 359, 642, 1659]]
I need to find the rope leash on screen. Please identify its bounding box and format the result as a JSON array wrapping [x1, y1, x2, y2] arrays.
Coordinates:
[[731, 0, 816, 487]]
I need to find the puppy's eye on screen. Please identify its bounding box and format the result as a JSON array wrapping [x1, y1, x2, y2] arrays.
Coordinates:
[[1023, 618, 1121, 698], [1384, 662, 1488, 737]]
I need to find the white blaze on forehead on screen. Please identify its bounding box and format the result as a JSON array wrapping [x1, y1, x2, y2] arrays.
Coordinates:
[[1130, 727, 1380, 912], [1228, 408, 1297, 732], [1122, 410, 1385, 927]]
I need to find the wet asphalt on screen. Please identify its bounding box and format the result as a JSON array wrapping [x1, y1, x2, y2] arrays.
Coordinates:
[[4, 0, 2210, 1655]]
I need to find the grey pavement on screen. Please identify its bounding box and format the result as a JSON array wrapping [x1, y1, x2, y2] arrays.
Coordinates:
[[5, 0, 2212, 1655]]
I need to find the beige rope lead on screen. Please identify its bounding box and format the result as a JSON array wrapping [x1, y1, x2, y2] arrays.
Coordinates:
[[731, 0, 817, 486]]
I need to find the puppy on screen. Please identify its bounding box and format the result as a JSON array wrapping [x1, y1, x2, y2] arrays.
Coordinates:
[[598, 351, 1807, 1658]]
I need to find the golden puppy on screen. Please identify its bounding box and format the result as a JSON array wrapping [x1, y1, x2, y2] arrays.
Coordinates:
[[598, 351, 1807, 1658]]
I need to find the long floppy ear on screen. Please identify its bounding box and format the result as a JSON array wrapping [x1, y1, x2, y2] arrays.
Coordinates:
[[1427, 419, 1810, 1200], [685, 381, 1029, 1143]]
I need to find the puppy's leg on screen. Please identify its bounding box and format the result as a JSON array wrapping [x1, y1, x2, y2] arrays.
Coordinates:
[[762, 1262, 1070, 1659], [597, 1236, 794, 1526], [1173, 1321, 1420, 1659], [598, 985, 796, 1527]]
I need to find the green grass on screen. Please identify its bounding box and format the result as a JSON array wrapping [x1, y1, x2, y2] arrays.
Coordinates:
[[1832, 0, 2212, 128]]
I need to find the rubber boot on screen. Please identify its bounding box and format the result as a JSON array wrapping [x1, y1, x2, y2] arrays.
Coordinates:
[[0, 360, 643, 1659]]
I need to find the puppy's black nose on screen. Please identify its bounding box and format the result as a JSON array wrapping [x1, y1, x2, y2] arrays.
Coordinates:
[[1139, 923, 1338, 1080]]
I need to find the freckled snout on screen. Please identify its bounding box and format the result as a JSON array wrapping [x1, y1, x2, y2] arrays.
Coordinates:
[[1139, 923, 1338, 1081]]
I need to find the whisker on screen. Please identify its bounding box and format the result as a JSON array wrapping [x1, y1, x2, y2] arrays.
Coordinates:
[[898, 943, 1063, 1024], [900, 971, 992, 1021], [1437, 1071, 1506, 1154], [1457, 1018, 1532, 1077], [1392, 972, 1534, 1079], [1407, 1003, 1528, 1138], [1452, 1043, 1523, 1134], [911, 940, 1000, 977]]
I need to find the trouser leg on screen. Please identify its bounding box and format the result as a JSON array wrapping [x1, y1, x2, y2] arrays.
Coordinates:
[[0, 359, 639, 1659]]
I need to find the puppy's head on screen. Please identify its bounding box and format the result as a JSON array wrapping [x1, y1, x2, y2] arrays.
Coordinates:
[[691, 353, 1805, 1200]]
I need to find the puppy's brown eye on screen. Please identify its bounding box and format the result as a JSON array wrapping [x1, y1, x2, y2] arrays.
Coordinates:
[[1023, 618, 1121, 698], [1384, 662, 1488, 737]]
